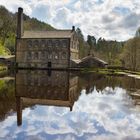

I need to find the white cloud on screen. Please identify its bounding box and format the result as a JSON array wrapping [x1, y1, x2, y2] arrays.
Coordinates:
[[0, 0, 140, 40], [0, 0, 32, 15], [0, 87, 140, 139]]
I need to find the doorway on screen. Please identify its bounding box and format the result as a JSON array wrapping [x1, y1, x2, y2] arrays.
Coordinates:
[[48, 62, 52, 68]]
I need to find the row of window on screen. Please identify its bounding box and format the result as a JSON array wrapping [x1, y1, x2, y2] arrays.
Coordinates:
[[26, 51, 67, 60], [25, 77, 67, 86], [26, 39, 68, 48], [24, 88, 68, 97]]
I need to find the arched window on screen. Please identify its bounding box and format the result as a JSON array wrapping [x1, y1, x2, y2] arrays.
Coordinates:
[[48, 53, 52, 59], [61, 52, 67, 59], [34, 52, 38, 59], [27, 40, 32, 48], [27, 52, 31, 60], [62, 40, 67, 47], [41, 40, 46, 48], [53, 52, 59, 59], [45, 52, 48, 59], [41, 51, 45, 59], [55, 40, 60, 47], [47, 40, 52, 47], [34, 40, 39, 47]]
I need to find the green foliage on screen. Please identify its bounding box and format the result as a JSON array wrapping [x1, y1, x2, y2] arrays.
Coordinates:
[[135, 27, 140, 37], [87, 35, 96, 55], [0, 79, 15, 99], [76, 28, 85, 58], [0, 6, 15, 45], [4, 33, 15, 54], [121, 37, 140, 71], [0, 42, 10, 55], [76, 28, 89, 58], [24, 16, 54, 31], [0, 5, 55, 55], [95, 38, 124, 65]]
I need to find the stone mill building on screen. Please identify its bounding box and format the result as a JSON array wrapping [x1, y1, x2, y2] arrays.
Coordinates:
[[16, 7, 79, 69]]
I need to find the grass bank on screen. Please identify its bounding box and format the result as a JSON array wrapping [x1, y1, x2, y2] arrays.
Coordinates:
[[81, 68, 140, 77]]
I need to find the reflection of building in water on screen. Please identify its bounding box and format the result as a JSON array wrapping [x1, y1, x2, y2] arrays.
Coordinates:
[[15, 70, 79, 126]]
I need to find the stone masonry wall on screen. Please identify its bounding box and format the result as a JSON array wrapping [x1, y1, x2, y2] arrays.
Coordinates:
[[16, 38, 70, 68]]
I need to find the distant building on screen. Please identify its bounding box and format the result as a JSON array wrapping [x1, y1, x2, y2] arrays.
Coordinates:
[[78, 55, 108, 68], [16, 7, 79, 69]]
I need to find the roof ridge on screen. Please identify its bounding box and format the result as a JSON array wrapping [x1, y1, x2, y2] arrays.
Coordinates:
[[24, 30, 72, 32], [22, 30, 74, 38]]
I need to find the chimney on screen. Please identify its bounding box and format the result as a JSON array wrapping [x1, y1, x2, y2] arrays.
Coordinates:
[[72, 26, 75, 32], [17, 7, 23, 38]]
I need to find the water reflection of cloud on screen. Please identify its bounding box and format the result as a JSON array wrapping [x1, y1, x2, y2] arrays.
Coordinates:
[[0, 87, 140, 139]]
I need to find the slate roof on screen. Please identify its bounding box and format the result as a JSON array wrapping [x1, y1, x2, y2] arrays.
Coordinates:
[[22, 30, 74, 38], [81, 55, 108, 65]]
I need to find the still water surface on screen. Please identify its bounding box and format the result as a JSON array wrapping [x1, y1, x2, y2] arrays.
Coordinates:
[[0, 70, 140, 140]]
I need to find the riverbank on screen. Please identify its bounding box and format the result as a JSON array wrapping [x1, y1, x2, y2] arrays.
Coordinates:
[[0, 65, 140, 79], [82, 68, 140, 79]]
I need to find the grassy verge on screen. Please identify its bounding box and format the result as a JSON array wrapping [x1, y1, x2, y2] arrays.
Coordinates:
[[81, 68, 140, 76]]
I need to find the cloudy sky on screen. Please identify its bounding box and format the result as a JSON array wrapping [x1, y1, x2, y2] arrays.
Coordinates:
[[0, 87, 140, 139], [0, 0, 140, 41]]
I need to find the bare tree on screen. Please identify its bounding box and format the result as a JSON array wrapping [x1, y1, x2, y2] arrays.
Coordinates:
[[122, 37, 140, 71]]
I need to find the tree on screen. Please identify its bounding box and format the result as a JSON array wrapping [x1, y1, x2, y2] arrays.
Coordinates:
[[0, 6, 15, 45], [87, 35, 96, 55], [76, 28, 87, 58], [122, 37, 140, 71], [135, 27, 140, 37]]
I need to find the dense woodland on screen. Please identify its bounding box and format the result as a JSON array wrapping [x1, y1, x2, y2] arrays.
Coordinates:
[[0, 6, 140, 71]]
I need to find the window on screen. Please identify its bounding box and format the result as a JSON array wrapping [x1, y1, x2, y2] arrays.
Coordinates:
[[27, 40, 32, 47], [46, 52, 48, 59], [54, 52, 59, 59], [55, 40, 60, 47], [34, 52, 38, 59], [27, 52, 31, 60], [41, 40, 46, 48], [41, 51, 45, 59], [48, 53, 52, 59], [47, 40, 52, 47], [61, 52, 67, 59], [63, 40, 67, 47], [34, 40, 39, 47], [55, 55, 58, 59]]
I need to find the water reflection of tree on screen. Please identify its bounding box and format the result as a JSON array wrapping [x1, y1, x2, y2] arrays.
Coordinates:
[[0, 79, 15, 121], [78, 73, 140, 93]]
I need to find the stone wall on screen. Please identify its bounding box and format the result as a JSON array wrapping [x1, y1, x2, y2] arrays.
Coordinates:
[[16, 38, 70, 68], [70, 33, 79, 60]]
